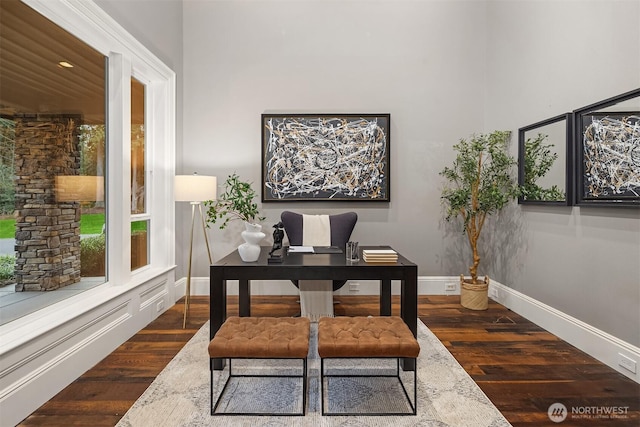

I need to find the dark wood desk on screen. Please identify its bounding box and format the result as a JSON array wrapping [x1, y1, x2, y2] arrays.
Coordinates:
[[209, 246, 418, 370]]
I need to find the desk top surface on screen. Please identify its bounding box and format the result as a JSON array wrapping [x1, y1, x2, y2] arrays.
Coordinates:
[[213, 245, 416, 268]]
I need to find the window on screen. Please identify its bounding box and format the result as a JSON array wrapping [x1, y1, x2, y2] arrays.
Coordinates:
[[131, 78, 148, 270], [0, 0, 107, 322], [0, 0, 175, 324]]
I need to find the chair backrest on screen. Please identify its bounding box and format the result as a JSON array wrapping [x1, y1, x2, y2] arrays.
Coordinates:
[[280, 211, 358, 291], [280, 211, 357, 248]]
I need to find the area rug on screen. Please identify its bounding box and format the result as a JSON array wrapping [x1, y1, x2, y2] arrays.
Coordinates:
[[116, 320, 511, 427]]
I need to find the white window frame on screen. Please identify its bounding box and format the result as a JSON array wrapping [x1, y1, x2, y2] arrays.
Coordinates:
[[130, 73, 152, 272], [22, 0, 176, 287]]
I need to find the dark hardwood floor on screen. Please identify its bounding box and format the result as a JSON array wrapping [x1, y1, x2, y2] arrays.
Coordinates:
[[421, 296, 639, 427], [19, 295, 639, 426]]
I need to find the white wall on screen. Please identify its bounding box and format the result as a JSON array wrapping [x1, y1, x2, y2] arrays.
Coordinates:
[[182, 0, 488, 279], [484, 0, 640, 347], [94, 0, 639, 375], [180, 0, 639, 350], [178, 0, 640, 347], [94, 0, 183, 71]]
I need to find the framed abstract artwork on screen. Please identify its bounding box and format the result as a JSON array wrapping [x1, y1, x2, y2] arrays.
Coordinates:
[[574, 88, 640, 207], [261, 113, 391, 202]]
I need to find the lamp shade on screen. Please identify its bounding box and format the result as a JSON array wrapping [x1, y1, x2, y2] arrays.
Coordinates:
[[175, 174, 217, 202], [55, 175, 105, 202]]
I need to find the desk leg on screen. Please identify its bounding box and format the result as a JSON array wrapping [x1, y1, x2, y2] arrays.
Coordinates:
[[380, 279, 391, 316], [401, 267, 418, 371], [239, 279, 250, 317], [210, 268, 227, 371]]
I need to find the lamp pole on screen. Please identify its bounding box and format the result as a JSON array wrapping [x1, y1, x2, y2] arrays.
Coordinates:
[[175, 174, 217, 328]]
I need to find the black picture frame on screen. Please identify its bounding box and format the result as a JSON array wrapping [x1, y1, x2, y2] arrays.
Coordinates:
[[518, 113, 573, 206], [261, 113, 391, 202], [574, 88, 640, 207]]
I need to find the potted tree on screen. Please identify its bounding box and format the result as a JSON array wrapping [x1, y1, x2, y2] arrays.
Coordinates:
[[440, 130, 520, 310], [204, 173, 266, 262]]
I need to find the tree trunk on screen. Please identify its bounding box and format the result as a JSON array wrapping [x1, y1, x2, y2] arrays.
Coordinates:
[[468, 221, 480, 284]]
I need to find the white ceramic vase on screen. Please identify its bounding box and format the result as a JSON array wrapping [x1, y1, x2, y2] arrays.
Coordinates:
[[238, 222, 265, 262]]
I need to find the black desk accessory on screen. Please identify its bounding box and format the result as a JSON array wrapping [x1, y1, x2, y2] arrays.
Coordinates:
[[268, 221, 285, 263]]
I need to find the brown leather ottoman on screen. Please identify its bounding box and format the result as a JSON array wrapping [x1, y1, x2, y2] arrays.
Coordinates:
[[317, 316, 420, 415], [208, 316, 310, 416]]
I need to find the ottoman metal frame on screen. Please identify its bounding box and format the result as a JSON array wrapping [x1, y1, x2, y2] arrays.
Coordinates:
[[317, 316, 420, 416], [320, 356, 417, 416], [208, 316, 310, 416], [210, 356, 307, 416]]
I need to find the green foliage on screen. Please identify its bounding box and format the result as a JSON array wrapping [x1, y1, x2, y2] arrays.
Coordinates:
[[440, 131, 520, 283], [204, 173, 265, 229], [80, 213, 105, 234], [522, 133, 565, 201], [2, 212, 108, 237], [0, 254, 15, 282], [131, 220, 147, 232], [80, 234, 106, 276], [0, 217, 15, 239], [78, 124, 106, 177], [0, 118, 16, 216]]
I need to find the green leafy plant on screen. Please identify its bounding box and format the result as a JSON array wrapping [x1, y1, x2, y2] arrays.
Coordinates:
[[522, 133, 565, 201], [440, 130, 520, 284], [0, 254, 15, 283], [0, 118, 16, 216], [204, 173, 265, 229], [80, 234, 106, 276]]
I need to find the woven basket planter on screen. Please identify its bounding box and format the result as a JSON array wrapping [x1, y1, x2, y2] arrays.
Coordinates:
[[460, 275, 489, 310]]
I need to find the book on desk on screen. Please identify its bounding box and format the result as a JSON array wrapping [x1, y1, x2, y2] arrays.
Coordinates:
[[363, 249, 398, 263]]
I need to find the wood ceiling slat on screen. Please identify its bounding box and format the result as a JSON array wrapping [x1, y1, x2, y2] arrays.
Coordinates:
[[0, 12, 105, 87], [1, 44, 104, 97], [0, 0, 105, 116]]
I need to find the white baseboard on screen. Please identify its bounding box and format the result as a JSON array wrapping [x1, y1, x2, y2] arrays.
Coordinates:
[[179, 275, 461, 297], [181, 275, 639, 384], [489, 280, 640, 383]]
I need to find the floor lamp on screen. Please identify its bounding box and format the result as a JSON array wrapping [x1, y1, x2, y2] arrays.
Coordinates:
[[175, 173, 217, 328]]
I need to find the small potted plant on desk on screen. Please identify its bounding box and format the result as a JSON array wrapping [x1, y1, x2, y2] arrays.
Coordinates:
[[204, 173, 265, 262], [440, 130, 520, 310]]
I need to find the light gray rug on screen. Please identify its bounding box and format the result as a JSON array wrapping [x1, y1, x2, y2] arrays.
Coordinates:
[[117, 320, 511, 427]]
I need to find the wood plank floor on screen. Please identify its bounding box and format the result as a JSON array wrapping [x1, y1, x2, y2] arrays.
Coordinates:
[[19, 295, 639, 426]]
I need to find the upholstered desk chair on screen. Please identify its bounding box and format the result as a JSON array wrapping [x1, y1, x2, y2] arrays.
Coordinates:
[[280, 211, 357, 320]]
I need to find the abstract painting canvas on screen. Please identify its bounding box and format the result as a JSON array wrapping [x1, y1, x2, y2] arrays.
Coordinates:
[[573, 88, 640, 207], [578, 112, 640, 205], [261, 114, 390, 201]]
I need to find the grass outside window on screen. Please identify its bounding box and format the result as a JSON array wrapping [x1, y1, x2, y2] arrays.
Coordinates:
[[0, 213, 144, 238]]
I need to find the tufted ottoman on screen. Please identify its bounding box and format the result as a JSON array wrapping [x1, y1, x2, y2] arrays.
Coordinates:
[[208, 316, 310, 416], [317, 316, 420, 415]]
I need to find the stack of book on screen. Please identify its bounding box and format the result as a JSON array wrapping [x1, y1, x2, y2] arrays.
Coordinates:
[[362, 249, 398, 263]]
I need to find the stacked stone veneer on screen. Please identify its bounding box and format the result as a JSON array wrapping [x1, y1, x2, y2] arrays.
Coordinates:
[[14, 115, 82, 291]]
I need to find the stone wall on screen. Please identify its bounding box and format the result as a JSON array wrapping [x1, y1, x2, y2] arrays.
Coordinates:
[[14, 115, 82, 291]]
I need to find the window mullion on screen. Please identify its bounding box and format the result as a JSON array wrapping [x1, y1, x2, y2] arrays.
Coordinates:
[[107, 52, 132, 285]]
